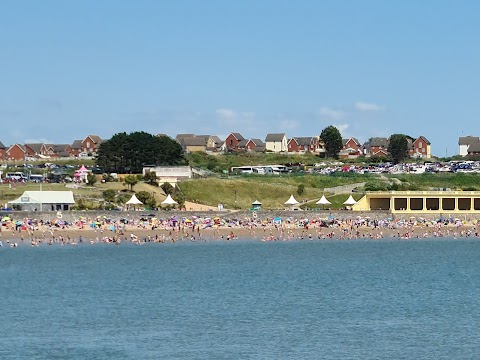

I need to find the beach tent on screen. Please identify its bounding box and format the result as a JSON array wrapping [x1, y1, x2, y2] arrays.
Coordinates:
[[126, 194, 143, 205], [343, 195, 357, 206], [316, 195, 331, 205], [284, 195, 299, 205], [161, 194, 178, 206]]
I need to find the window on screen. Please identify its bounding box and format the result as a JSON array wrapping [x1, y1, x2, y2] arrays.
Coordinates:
[[418, 142, 422, 148], [86, 142, 91, 148]]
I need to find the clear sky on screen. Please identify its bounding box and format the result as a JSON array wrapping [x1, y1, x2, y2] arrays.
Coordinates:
[[1, 0, 479, 156]]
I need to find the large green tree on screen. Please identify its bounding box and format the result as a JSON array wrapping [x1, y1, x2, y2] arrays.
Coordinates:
[[95, 132, 184, 173], [388, 134, 408, 164], [320, 125, 343, 158]]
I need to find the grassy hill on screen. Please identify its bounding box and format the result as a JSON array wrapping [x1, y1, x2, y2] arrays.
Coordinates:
[[1, 172, 479, 211]]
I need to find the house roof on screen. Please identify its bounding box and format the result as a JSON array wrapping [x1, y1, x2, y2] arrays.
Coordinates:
[[7, 143, 25, 153], [459, 136, 479, 146], [248, 138, 265, 146], [237, 139, 248, 148], [369, 137, 389, 147], [71, 140, 83, 149], [9, 191, 75, 205], [182, 137, 208, 146], [86, 135, 102, 144], [417, 136, 431, 145], [294, 137, 314, 146], [342, 137, 360, 146], [210, 135, 223, 144], [229, 132, 245, 141], [265, 133, 286, 142], [0, 141, 6, 149], [467, 140, 480, 153], [24, 143, 43, 153]]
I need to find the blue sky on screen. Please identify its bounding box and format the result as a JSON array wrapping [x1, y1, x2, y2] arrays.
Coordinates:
[[1, 0, 478, 156]]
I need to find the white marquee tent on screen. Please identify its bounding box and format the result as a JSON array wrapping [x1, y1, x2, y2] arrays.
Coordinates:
[[316, 195, 331, 205], [161, 194, 178, 206], [126, 194, 143, 205], [284, 195, 300, 206], [343, 195, 357, 206]]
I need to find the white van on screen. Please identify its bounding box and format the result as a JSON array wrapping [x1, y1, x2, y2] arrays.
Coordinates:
[[29, 174, 44, 183], [6, 172, 27, 181]]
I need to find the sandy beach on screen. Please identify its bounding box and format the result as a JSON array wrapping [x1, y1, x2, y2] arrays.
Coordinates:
[[1, 214, 480, 246]]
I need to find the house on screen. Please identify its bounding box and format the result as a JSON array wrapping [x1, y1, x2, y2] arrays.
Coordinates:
[[459, 136, 480, 156], [287, 137, 320, 153], [265, 133, 287, 152], [43, 144, 72, 158], [225, 133, 245, 151], [339, 138, 362, 158], [412, 136, 431, 158], [81, 135, 102, 155], [466, 139, 480, 156], [0, 141, 6, 160], [180, 136, 208, 153], [5, 144, 26, 161], [175, 134, 224, 153], [206, 136, 225, 153], [8, 190, 75, 211], [245, 139, 266, 152], [364, 137, 389, 157], [24, 143, 43, 158], [70, 140, 83, 157]]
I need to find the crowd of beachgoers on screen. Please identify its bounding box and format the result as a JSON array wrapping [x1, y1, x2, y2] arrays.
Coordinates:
[[2, 212, 480, 248]]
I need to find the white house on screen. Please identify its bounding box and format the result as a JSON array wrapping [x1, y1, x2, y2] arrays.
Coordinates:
[[265, 133, 288, 153]]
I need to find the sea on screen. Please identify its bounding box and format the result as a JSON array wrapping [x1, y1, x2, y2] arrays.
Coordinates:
[[1, 238, 480, 359]]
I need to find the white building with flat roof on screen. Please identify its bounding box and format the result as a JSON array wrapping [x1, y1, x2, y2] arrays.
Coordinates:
[[9, 191, 75, 211], [143, 166, 192, 185]]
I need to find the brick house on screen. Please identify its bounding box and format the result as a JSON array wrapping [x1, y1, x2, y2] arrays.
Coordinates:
[[6, 144, 26, 161], [287, 137, 319, 153], [82, 135, 102, 155], [42, 144, 72, 158], [339, 138, 362, 158], [364, 137, 389, 157], [24, 143, 44, 158], [412, 136, 431, 158], [245, 139, 265, 152], [70, 140, 83, 157], [225, 133, 245, 151]]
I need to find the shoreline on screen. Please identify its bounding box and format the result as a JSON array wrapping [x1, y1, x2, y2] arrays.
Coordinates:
[[1, 223, 479, 247]]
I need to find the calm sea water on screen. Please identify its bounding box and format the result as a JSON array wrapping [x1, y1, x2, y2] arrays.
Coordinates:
[[1, 239, 480, 359]]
